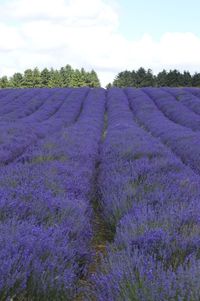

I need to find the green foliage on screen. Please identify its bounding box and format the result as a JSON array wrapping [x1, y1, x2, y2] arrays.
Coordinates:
[[32, 67, 41, 88], [0, 76, 10, 88], [113, 70, 134, 87], [106, 83, 112, 89], [0, 65, 101, 88], [112, 67, 200, 88], [182, 71, 192, 86], [156, 69, 167, 87], [10, 73, 23, 88], [59, 65, 72, 87], [71, 69, 83, 87], [40, 68, 51, 87], [2, 65, 200, 89], [113, 68, 155, 88], [23, 69, 34, 88], [88, 70, 101, 87], [48, 69, 63, 88], [192, 72, 200, 87]]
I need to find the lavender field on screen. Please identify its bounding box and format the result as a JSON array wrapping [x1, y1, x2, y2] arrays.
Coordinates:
[[1, 87, 200, 300]]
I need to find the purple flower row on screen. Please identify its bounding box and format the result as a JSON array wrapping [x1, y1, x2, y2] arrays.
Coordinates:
[[0, 89, 52, 121], [0, 89, 30, 112], [143, 87, 200, 131], [0, 88, 88, 165], [184, 87, 200, 98], [0, 88, 105, 300], [162, 87, 200, 115], [126, 87, 200, 175], [92, 88, 200, 301], [0, 88, 15, 99]]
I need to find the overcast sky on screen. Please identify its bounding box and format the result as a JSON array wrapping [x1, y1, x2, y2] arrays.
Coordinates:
[[1, 0, 200, 86]]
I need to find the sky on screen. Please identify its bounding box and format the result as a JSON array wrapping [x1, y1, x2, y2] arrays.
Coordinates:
[[0, 0, 200, 86]]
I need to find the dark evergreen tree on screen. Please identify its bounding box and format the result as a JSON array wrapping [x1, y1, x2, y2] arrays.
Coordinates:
[[165, 69, 182, 87], [113, 70, 133, 87], [135, 67, 147, 87], [180, 71, 192, 87], [130, 70, 137, 86], [113, 68, 154, 88], [192, 72, 200, 87], [156, 69, 167, 86], [106, 83, 112, 89], [136, 68, 155, 87], [144, 69, 155, 86]]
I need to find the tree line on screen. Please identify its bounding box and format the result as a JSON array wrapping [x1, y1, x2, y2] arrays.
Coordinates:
[[2, 66, 200, 89], [108, 67, 200, 88], [0, 65, 100, 88]]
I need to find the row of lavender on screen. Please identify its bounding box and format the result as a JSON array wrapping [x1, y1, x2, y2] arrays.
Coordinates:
[[142, 87, 200, 131], [125, 88, 200, 175], [0, 89, 105, 300], [0, 88, 89, 164], [91, 88, 200, 300]]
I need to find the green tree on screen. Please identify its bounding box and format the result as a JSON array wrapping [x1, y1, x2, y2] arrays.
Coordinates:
[[59, 67, 66, 87], [165, 69, 182, 87], [48, 69, 62, 87], [80, 68, 87, 86], [40, 68, 51, 87], [113, 71, 133, 87], [32, 67, 41, 87], [71, 69, 82, 87], [59, 65, 75, 87], [23, 69, 34, 88], [143, 69, 155, 86], [192, 72, 200, 87], [156, 70, 168, 87], [113, 68, 155, 87], [106, 83, 112, 89], [64, 65, 74, 87], [10, 73, 23, 87], [88, 70, 100, 87], [182, 71, 192, 87], [0, 76, 9, 88], [0, 65, 101, 88], [135, 67, 147, 87]]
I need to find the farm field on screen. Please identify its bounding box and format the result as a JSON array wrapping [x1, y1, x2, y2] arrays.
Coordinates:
[[1, 87, 200, 300]]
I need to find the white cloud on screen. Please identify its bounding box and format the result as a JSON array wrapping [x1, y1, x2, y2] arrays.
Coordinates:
[[0, 23, 25, 50], [0, 0, 200, 86]]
